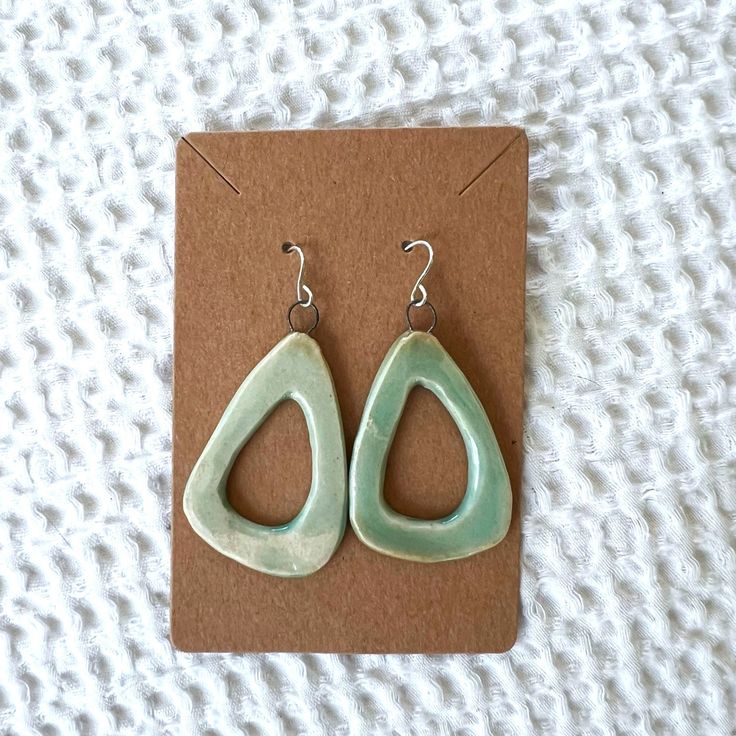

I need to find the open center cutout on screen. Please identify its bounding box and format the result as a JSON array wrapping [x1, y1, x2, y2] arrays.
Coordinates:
[[226, 399, 312, 526], [383, 386, 467, 520]]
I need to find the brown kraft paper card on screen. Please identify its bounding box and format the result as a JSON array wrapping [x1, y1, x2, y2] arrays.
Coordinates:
[[171, 127, 527, 653]]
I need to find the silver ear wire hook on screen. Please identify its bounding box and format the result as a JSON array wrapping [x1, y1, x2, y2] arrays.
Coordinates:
[[282, 242, 319, 334], [282, 241, 314, 308], [401, 239, 433, 307], [402, 239, 437, 333]]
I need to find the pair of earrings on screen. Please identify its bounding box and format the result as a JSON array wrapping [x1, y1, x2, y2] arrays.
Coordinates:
[[183, 239, 512, 577]]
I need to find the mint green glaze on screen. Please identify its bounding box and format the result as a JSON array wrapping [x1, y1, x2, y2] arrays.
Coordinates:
[[183, 332, 347, 577], [349, 331, 512, 562]]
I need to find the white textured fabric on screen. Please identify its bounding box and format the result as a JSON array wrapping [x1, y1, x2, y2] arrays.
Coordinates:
[[1, 0, 735, 733]]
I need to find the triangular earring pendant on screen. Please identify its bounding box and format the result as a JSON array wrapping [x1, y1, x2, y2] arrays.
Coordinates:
[[184, 332, 347, 577], [349, 331, 512, 562]]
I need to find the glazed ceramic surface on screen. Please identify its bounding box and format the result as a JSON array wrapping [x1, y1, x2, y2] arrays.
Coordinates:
[[183, 332, 347, 577], [350, 330, 512, 562]]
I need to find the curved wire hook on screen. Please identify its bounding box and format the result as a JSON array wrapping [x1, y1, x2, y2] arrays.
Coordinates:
[[401, 239, 433, 307], [282, 241, 313, 307]]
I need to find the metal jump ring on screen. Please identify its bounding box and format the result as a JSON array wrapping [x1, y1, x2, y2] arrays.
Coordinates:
[[287, 301, 320, 335], [405, 299, 437, 333]]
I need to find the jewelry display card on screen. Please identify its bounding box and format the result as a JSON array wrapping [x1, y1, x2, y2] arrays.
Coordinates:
[[171, 128, 528, 653]]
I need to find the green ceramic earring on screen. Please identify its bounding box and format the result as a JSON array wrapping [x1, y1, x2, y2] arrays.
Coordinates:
[[349, 239, 512, 563], [183, 243, 347, 577]]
